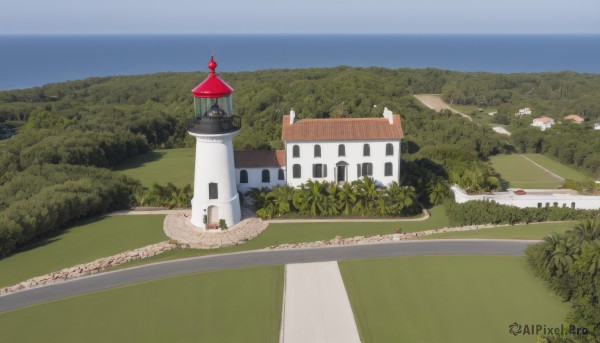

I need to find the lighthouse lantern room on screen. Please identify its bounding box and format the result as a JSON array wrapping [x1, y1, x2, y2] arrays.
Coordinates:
[[188, 57, 241, 229]]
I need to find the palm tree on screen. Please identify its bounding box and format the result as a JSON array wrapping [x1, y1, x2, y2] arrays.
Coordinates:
[[293, 180, 327, 216], [353, 177, 380, 215], [269, 186, 294, 215], [385, 181, 416, 215], [546, 238, 575, 277], [575, 240, 600, 276], [428, 181, 449, 205], [336, 182, 356, 215], [570, 215, 600, 243]]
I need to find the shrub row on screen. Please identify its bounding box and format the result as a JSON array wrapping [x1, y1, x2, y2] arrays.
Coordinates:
[[445, 200, 599, 226]]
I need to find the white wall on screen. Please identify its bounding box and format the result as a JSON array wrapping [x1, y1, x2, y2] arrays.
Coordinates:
[[451, 185, 600, 210], [284, 139, 401, 187], [190, 131, 241, 228], [235, 167, 287, 192]]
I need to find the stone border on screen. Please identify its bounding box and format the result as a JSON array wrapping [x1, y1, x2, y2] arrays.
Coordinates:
[[266, 224, 512, 249], [163, 209, 269, 249], [0, 241, 177, 296]]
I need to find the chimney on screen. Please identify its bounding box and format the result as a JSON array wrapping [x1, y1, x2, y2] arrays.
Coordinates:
[[383, 107, 394, 124], [290, 108, 296, 125]]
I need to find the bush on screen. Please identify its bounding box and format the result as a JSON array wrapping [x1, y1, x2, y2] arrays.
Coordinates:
[[445, 200, 599, 226], [219, 219, 227, 230]]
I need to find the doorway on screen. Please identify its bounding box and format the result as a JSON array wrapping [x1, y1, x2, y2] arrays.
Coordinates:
[[336, 161, 348, 184], [208, 206, 219, 224]]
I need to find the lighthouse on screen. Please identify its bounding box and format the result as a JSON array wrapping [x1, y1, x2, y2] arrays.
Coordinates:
[[188, 57, 241, 229]]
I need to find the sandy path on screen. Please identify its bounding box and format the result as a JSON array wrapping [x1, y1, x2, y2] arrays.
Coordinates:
[[414, 94, 472, 121], [280, 262, 361, 343]]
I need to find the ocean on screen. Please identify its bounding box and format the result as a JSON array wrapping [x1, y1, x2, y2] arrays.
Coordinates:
[[1, 34, 599, 91]]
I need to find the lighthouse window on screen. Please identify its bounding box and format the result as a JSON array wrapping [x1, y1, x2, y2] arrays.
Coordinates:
[[386, 143, 394, 156], [293, 145, 300, 158], [208, 183, 218, 200], [571, 202, 576, 209], [384, 162, 393, 176], [314, 145, 321, 158], [363, 144, 370, 156], [292, 164, 301, 178], [278, 169, 285, 180], [262, 169, 270, 183], [240, 170, 248, 184], [338, 144, 345, 157]]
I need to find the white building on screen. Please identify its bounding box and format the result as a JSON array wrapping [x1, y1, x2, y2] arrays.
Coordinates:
[[451, 185, 600, 210], [531, 116, 555, 131], [234, 107, 404, 190], [594, 123, 600, 131], [516, 107, 532, 116]]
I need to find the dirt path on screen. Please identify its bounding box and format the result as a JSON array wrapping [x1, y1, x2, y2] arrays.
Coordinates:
[[413, 94, 472, 121]]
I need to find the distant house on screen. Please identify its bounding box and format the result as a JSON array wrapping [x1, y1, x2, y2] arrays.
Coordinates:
[[531, 116, 555, 131], [488, 111, 497, 116], [515, 107, 532, 116], [564, 114, 584, 124], [595, 123, 600, 131]]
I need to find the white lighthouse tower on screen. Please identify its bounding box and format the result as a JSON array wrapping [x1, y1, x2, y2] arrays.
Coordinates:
[[188, 57, 241, 229]]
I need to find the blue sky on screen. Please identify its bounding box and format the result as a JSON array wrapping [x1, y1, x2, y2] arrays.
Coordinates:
[[1, 0, 599, 34]]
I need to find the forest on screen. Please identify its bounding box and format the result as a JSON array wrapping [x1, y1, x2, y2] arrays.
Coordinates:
[[1, 66, 600, 255]]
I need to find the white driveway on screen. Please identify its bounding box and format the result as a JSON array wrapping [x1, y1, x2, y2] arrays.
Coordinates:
[[280, 261, 361, 343]]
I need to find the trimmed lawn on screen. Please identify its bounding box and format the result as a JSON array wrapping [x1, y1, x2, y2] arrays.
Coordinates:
[[422, 221, 573, 240], [340, 256, 569, 343], [523, 154, 589, 181], [0, 266, 284, 343], [490, 154, 563, 189], [115, 148, 195, 187], [117, 206, 450, 269], [0, 215, 167, 288]]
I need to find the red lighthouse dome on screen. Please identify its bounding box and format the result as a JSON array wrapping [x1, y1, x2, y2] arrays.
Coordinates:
[[191, 56, 234, 98]]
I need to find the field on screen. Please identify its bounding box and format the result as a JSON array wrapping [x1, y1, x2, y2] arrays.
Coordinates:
[[422, 221, 573, 240], [523, 154, 589, 181], [0, 215, 167, 288], [340, 256, 569, 343], [114, 148, 195, 187], [116, 205, 451, 269], [0, 266, 284, 343], [490, 154, 565, 189], [447, 104, 499, 126]]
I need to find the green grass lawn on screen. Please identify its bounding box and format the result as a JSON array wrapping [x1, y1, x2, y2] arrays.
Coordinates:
[[116, 206, 450, 269], [0, 265, 283, 343], [422, 221, 573, 240], [340, 256, 569, 343], [114, 148, 195, 187], [0, 215, 167, 288], [490, 154, 564, 189], [523, 154, 589, 181]]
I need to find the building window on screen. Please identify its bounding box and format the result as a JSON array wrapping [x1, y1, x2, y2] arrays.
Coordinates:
[[537, 203, 542, 208], [293, 145, 300, 158], [363, 144, 370, 156], [384, 162, 393, 176], [553, 202, 558, 207], [312, 164, 327, 178], [545, 202, 550, 208], [293, 164, 301, 179], [314, 145, 321, 158], [338, 144, 345, 157], [262, 169, 270, 183], [357, 164, 361, 178], [240, 170, 248, 184], [208, 182, 218, 200], [386, 143, 394, 156], [278, 169, 285, 180], [571, 202, 576, 209], [361, 163, 373, 176]]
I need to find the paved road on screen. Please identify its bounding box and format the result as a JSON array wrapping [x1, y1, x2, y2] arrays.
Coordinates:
[[0, 239, 538, 313]]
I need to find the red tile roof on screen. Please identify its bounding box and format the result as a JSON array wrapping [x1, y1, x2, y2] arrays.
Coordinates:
[[281, 115, 404, 141], [234, 150, 285, 168], [533, 116, 554, 124], [564, 114, 584, 122]]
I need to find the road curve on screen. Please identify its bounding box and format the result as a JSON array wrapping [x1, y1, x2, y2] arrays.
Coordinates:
[[0, 239, 538, 313]]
